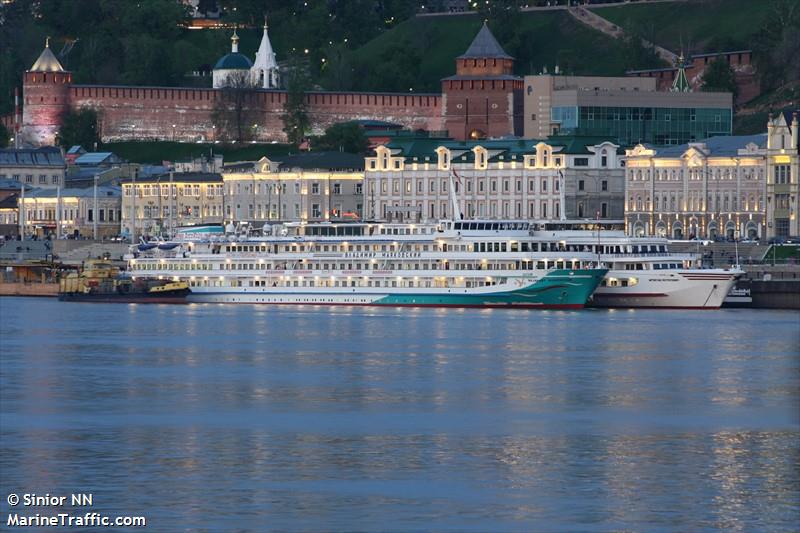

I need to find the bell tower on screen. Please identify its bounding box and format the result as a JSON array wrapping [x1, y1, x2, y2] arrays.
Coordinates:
[[442, 23, 523, 140], [22, 38, 72, 146]]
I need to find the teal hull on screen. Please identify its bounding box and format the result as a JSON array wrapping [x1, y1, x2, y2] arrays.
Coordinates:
[[374, 269, 608, 309]]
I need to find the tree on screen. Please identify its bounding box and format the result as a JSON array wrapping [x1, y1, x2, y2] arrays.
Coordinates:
[[281, 57, 311, 145], [314, 122, 368, 154], [56, 108, 100, 150], [211, 71, 258, 143], [0, 123, 9, 148], [753, 0, 800, 91], [701, 58, 738, 100]]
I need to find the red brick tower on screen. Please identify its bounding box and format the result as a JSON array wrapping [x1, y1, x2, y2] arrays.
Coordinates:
[[442, 23, 523, 140], [22, 39, 72, 146]]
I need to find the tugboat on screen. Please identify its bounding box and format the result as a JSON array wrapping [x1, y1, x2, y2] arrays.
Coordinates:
[[58, 259, 190, 303]]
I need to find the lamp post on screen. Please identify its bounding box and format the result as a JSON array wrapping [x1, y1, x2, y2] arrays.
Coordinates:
[[93, 173, 98, 240], [131, 168, 137, 244], [19, 183, 25, 241]]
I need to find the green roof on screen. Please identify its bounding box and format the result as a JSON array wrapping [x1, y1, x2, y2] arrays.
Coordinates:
[[381, 136, 623, 162], [214, 53, 253, 70]]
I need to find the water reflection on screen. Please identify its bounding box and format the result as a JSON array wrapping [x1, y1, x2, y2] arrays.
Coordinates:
[[1, 299, 797, 531]]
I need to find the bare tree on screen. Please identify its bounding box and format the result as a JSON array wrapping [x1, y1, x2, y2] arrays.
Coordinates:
[[212, 71, 259, 143]]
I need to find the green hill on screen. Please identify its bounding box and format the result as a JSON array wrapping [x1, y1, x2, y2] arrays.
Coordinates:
[[347, 11, 639, 93], [592, 0, 771, 53]]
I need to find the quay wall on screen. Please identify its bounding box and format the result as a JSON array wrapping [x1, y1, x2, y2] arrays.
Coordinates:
[[0, 281, 58, 297]]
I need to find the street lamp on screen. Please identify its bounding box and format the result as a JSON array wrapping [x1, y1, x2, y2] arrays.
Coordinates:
[[93, 173, 98, 240]]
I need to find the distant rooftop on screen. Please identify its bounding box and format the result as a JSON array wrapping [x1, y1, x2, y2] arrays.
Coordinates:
[[274, 151, 365, 171], [73, 152, 123, 165], [0, 147, 65, 167]]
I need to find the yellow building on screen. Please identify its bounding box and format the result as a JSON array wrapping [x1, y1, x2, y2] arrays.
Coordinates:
[[19, 186, 122, 239], [766, 111, 799, 239], [223, 152, 364, 223], [120, 172, 224, 238]]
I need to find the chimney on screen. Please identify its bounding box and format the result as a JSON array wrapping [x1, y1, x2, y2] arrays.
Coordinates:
[[792, 112, 798, 149]]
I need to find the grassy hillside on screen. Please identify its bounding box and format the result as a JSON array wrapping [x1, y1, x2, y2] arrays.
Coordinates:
[[349, 11, 637, 93], [592, 0, 770, 53]]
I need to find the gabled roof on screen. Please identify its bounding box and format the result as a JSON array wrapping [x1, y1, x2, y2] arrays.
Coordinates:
[[458, 22, 512, 60], [73, 152, 122, 165], [30, 39, 65, 73]]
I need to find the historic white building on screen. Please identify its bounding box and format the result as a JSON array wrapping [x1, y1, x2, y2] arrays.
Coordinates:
[[766, 111, 799, 238], [363, 137, 625, 223], [212, 23, 279, 89], [624, 135, 767, 240]]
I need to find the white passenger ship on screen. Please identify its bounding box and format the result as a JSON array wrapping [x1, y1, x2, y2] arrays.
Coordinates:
[[128, 216, 740, 310], [128, 219, 609, 309], [537, 221, 741, 309]]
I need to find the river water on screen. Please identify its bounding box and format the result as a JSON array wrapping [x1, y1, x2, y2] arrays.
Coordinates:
[[0, 298, 798, 531]]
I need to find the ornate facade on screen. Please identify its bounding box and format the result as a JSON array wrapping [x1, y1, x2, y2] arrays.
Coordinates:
[[364, 137, 624, 223], [624, 135, 767, 239]]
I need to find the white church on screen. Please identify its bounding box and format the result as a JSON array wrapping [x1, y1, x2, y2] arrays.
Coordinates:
[[212, 21, 279, 89]]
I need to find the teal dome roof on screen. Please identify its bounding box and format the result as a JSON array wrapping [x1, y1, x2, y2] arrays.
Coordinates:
[[214, 53, 253, 70]]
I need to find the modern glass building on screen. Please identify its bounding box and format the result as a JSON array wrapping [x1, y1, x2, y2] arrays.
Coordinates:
[[525, 75, 733, 146]]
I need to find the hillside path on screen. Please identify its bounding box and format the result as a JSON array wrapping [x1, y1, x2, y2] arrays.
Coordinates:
[[566, 5, 678, 65]]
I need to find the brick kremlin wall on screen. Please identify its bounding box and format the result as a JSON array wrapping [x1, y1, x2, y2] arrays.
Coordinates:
[[627, 51, 760, 105], [66, 85, 442, 143]]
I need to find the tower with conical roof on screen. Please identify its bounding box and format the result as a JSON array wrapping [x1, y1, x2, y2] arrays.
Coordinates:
[[22, 38, 73, 145], [442, 22, 523, 140], [251, 19, 279, 89]]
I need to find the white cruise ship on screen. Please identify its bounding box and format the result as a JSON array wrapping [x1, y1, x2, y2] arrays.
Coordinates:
[[128, 219, 608, 309], [537, 221, 741, 309]]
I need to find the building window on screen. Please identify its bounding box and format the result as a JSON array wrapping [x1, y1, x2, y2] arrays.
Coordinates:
[[88, 209, 94, 222], [541, 179, 547, 192], [312, 204, 321, 218], [311, 182, 320, 194], [775, 165, 790, 184], [601, 180, 608, 191], [578, 180, 585, 191], [394, 160, 401, 170], [601, 202, 608, 218], [574, 158, 589, 167], [332, 183, 341, 195], [601, 156, 607, 167], [355, 183, 362, 195], [25, 175, 33, 183], [52, 175, 59, 184]]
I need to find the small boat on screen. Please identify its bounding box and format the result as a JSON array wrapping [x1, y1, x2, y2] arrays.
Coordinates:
[[157, 243, 180, 250], [58, 259, 190, 303], [137, 243, 158, 252]]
